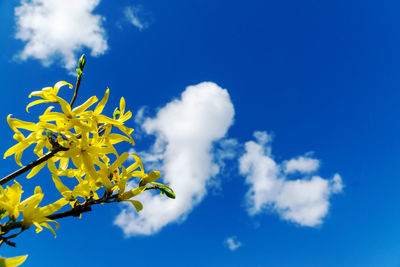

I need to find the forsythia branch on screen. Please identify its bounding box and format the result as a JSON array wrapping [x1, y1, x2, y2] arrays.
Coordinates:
[[0, 54, 175, 265], [3, 187, 161, 239]]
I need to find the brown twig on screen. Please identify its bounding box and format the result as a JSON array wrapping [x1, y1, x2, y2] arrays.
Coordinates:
[[6, 192, 119, 233], [0, 145, 68, 186], [70, 54, 85, 108], [0, 123, 108, 186], [0, 184, 162, 248], [69, 75, 81, 108]]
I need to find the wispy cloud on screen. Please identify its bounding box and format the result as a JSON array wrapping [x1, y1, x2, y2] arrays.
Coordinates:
[[284, 156, 320, 174], [14, 0, 108, 71], [114, 82, 235, 236], [224, 236, 242, 251], [213, 138, 239, 172], [123, 5, 149, 31], [239, 131, 343, 227]]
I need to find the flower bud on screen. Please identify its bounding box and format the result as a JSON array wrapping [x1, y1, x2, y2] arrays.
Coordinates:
[[78, 54, 86, 70]]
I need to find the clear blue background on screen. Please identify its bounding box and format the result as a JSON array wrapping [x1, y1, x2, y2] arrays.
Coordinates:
[[1, 0, 400, 266]]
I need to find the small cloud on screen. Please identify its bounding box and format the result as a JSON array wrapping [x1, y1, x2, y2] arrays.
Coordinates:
[[330, 174, 344, 193], [14, 0, 108, 72], [239, 131, 343, 227], [224, 236, 242, 251], [253, 131, 272, 146], [284, 156, 320, 174], [123, 5, 149, 31]]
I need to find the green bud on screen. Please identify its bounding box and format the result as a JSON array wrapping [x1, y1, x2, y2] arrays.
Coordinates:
[[159, 186, 176, 199], [78, 54, 86, 70], [113, 107, 121, 120]]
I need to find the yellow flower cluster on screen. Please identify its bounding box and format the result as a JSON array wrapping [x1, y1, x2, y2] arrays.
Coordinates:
[[0, 81, 174, 236]]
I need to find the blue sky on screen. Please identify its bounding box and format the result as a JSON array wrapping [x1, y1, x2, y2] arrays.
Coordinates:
[[1, 0, 400, 266]]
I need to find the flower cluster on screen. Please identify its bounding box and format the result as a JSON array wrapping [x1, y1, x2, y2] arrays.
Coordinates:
[[1, 80, 174, 240]]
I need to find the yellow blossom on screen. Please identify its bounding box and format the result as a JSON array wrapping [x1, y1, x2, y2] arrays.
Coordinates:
[[0, 181, 23, 220], [26, 81, 72, 112], [4, 115, 56, 166], [19, 186, 67, 236]]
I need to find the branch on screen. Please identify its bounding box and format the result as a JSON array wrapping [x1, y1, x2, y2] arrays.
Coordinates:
[[47, 205, 92, 220], [6, 193, 118, 232], [0, 186, 163, 248], [69, 75, 81, 108], [0, 146, 67, 186], [70, 54, 86, 108]]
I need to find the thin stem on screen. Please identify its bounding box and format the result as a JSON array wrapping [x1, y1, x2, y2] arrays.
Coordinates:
[[0, 237, 16, 248], [47, 205, 92, 220], [70, 54, 85, 108], [46, 193, 118, 221], [0, 146, 67, 186], [69, 75, 81, 108], [5, 187, 161, 231], [7, 193, 119, 232], [1, 186, 161, 247]]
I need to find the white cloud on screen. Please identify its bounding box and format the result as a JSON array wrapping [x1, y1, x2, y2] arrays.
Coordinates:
[[284, 156, 320, 174], [114, 82, 235, 236], [213, 138, 239, 171], [239, 131, 343, 227], [134, 106, 148, 125], [15, 0, 108, 71], [254, 130, 273, 146], [224, 236, 242, 251], [330, 174, 344, 193], [123, 6, 148, 31]]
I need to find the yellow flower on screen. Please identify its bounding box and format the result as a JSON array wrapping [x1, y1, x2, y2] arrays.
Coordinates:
[[26, 81, 73, 112], [57, 128, 114, 185], [112, 97, 134, 144], [20, 186, 67, 236], [83, 90, 135, 144], [38, 94, 98, 132], [52, 174, 99, 206], [0, 181, 23, 220], [110, 153, 145, 194], [95, 152, 130, 192], [86, 89, 121, 126], [4, 114, 57, 166]]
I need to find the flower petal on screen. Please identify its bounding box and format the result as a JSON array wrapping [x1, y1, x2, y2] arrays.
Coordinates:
[[26, 100, 49, 113], [52, 174, 71, 196], [72, 96, 98, 115], [26, 162, 46, 179], [94, 89, 109, 115], [110, 152, 129, 171], [0, 255, 28, 267], [119, 97, 126, 115], [108, 133, 130, 145], [123, 200, 143, 212], [53, 81, 73, 95]]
